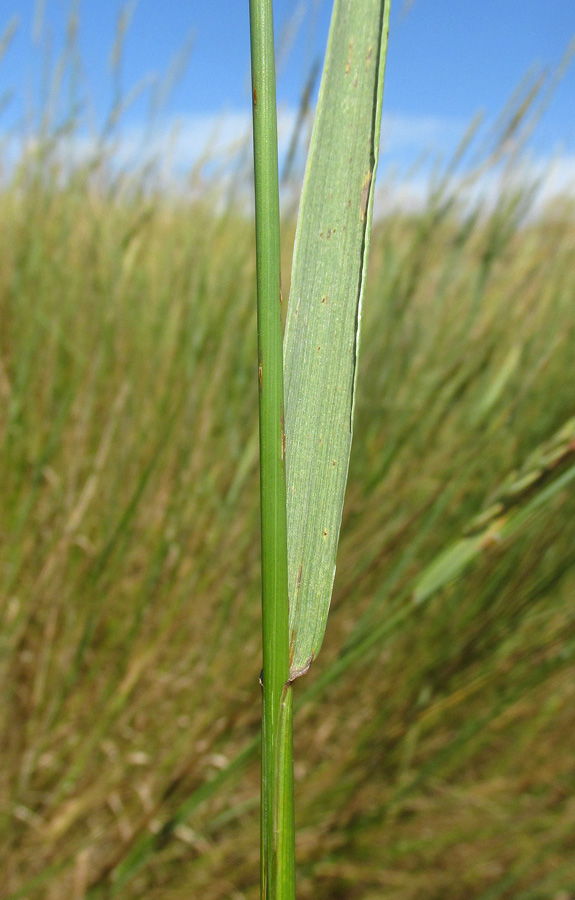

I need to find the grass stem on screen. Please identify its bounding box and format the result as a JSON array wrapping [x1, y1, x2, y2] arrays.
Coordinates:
[[248, 1, 294, 897]]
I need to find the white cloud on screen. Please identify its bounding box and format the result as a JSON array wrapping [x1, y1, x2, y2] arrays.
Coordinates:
[[101, 108, 299, 175], [3, 108, 575, 216], [381, 112, 466, 154]]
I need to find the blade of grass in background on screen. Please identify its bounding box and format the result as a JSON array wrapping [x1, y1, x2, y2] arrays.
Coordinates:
[[414, 417, 575, 603], [284, 0, 391, 679]]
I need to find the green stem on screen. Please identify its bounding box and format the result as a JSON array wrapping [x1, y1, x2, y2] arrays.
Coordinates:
[[248, 1, 294, 899]]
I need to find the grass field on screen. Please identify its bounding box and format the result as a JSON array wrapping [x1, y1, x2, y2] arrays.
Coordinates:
[[1, 88, 575, 899]]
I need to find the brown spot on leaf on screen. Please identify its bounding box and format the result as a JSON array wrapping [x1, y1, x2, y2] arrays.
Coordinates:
[[360, 170, 372, 222], [345, 38, 354, 74], [289, 630, 296, 666]]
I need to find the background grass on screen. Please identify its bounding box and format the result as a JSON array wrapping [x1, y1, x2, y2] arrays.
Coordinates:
[[1, 45, 575, 900]]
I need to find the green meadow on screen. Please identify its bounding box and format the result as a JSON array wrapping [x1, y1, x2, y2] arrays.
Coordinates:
[[1, 43, 575, 899]]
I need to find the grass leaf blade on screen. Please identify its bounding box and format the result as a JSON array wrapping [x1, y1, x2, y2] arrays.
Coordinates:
[[284, 0, 391, 679]]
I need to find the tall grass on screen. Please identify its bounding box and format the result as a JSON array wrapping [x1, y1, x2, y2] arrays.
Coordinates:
[[1, 27, 575, 900]]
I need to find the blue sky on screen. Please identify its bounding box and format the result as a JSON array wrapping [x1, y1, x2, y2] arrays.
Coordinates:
[[2, 1, 575, 205]]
